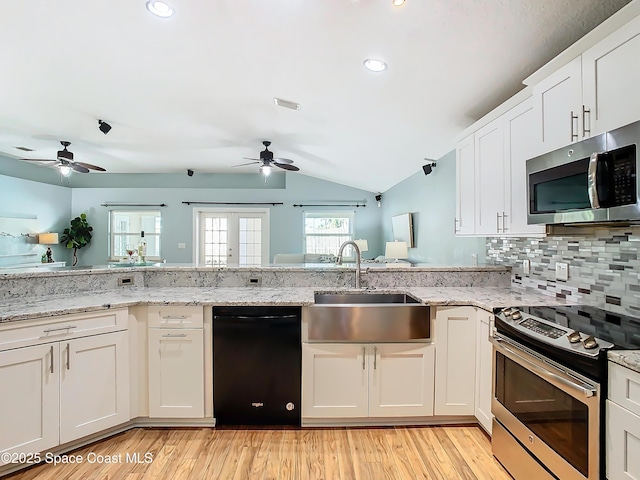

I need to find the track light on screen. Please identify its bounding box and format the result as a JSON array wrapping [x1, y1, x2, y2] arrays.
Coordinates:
[[187, 169, 194, 177], [422, 161, 437, 176], [98, 120, 112, 135], [375, 194, 382, 208]]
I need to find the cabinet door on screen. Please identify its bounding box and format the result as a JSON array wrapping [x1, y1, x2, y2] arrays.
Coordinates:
[[369, 343, 435, 417], [455, 134, 475, 235], [474, 119, 505, 235], [302, 344, 368, 418], [583, 15, 640, 136], [59, 331, 130, 443], [474, 310, 493, 434], [0, 343, 59, 462], [503, 98, 546, 236], [607, 400, 640, 480], [434, 306, 477, 416], [533, 56, 583, 153], [148, 328, 204, 418]]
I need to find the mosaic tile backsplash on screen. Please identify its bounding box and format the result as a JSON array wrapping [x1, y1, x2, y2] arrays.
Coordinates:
[[486, 227, 640, 317]]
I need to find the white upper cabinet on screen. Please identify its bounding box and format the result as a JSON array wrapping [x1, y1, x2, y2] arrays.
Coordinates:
[[455, 134, 476, 235], [503, 98, 546, 236], [474, 119, 506, 235], [532, 56, 583, 154], [582, 14, 640, 136]]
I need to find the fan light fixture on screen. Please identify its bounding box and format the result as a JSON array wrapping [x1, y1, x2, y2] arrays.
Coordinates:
[[363, 58, 387, 72], [146, 0, 173, 17], [59, 165, 72, 177], [260, 164, 273, 177]]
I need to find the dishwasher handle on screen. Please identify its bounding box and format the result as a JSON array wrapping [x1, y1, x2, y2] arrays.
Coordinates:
[[214, 314, 300, 321]]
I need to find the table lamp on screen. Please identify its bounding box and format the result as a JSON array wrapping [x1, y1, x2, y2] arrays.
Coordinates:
[[385, 241, 408, 263], [39, 233, 59, 263], [354, 239, 368, 254]]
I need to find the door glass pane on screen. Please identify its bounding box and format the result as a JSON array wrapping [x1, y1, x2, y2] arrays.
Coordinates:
[[238, 217, 261, 266], [204, 217, 228, 266], [495, 352, 589, 476]]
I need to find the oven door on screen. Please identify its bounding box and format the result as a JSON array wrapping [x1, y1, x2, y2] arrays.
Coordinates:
[[491, 335, 600, 480]]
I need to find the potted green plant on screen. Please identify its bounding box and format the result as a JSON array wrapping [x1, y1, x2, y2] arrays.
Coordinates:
[[60, 213, 93, 266]]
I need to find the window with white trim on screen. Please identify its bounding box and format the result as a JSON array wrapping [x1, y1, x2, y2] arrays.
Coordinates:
[[303, 211, 355, 258], [109, 210, 161, 260]]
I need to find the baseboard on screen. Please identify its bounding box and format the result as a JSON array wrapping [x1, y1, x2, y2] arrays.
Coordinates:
[[301, 415, 478, 427]]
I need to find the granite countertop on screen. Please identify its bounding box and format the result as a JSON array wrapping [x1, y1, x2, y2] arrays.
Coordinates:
[[608, 351, 640, 373], [0, 285, 568, 323]]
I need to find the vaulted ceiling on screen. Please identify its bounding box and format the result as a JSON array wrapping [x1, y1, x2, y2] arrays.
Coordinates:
[[0, 0, 632, 192]]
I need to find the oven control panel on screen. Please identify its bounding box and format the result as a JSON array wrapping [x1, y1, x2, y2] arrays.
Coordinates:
[[496, 307, 614, 357], [519, 317, 566, 339]]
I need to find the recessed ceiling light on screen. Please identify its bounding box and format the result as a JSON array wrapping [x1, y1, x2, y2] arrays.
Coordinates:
[[363, 58, 387, 72], [146, 0, 174, 17], [392, 0, 405, 6]]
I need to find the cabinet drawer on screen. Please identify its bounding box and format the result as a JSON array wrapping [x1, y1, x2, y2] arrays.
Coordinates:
[[609, 362, 640, 417], [147, 306, 203, 329], [0, 308, 128, 352]]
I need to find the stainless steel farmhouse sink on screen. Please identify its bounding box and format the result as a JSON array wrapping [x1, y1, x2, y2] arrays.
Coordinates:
[[308, 292, 430, 342]]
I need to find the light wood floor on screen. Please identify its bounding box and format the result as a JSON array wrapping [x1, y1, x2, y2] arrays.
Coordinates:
[[5, 426, 512, 480]]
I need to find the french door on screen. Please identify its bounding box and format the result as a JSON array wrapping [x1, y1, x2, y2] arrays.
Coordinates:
[[196, 209, 269, 266]]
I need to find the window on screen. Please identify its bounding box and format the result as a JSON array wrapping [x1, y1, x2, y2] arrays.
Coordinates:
[[303, 211, 355, 258], [109, 210, 161, 260], [196, 209, 269, 266]]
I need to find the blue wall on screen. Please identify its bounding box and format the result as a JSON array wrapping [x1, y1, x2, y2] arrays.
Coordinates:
[[70, 174, 382, 265], [381, 150, 486, 264], [0, 171, 73, 266]]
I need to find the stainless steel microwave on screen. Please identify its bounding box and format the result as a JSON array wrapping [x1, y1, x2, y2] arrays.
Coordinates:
[[526, 120, 640, 225]]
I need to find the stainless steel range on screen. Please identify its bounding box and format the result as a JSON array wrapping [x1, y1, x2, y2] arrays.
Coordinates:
[[491, 305, 640, 480]]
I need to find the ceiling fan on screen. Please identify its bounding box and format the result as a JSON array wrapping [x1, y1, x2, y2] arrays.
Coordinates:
[[232, 141, 300, 176], [21, 141, 107, 175]]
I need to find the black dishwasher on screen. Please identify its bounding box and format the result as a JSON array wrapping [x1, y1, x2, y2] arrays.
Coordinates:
[[213, 305, 301, 426]]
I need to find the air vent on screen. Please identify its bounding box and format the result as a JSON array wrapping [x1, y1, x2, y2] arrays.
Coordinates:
[[274, 98, 301, 111], [15, 146, 34, 152]]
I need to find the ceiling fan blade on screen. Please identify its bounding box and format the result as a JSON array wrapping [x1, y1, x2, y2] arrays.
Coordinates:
[[75, 161, 106, 172], [242, 157, 260, 161], [275, 163, 300, 171], [70, 163, 90, 173], [273, 157, 294, 164], [232, 161, 260, 167], [20, 158, 58, 162]]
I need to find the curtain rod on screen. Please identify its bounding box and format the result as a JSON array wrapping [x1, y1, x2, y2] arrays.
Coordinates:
[[293, 204, 367, 208], [101, 203, 167, 207], [182, 201, 284, 206]]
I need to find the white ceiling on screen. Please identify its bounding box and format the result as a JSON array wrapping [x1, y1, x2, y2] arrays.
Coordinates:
[[0, 0, 632, 192]]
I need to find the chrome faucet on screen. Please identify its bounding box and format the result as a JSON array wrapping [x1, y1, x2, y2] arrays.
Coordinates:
[[337, 241, 362, 289]]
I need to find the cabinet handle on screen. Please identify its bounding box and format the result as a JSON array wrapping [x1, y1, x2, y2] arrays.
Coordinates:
[[502, 212, 508, 232], [454, 218, 460, 234], [50, 346, 54, 374], [582, 105, 591, 137], [43, 325, 77, 333], [162, 333, 187, 338], [161, 315, 187, 320], [570, 111, 579, 141], [66, 343, 70, 370], [496, 212, 503, 233], [362, 347, 366, 370], [373, 346, 378, 370]]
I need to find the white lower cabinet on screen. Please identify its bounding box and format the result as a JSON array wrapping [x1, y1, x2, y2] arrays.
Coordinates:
[[0, 326, 129, 465], [434, 306, 477, 416], [474, 309, 493, 433], [607, 362, 640, 480], [0, 343, 60, 458], [148, 328, 204, 418], [302, 342, 435, 419], [147, 306, 204, 419]]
